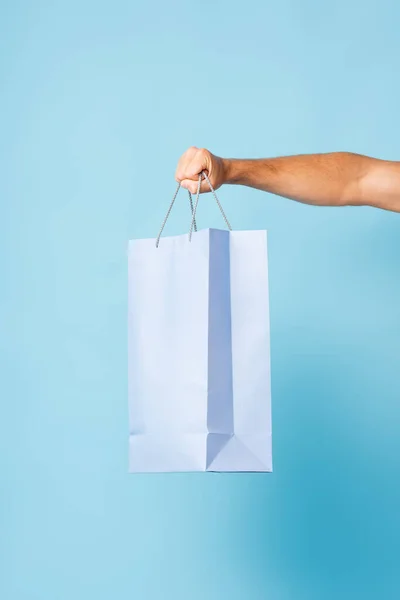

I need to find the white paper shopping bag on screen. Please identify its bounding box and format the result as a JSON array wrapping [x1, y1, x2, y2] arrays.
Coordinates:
[[128, 173, 272, 472]]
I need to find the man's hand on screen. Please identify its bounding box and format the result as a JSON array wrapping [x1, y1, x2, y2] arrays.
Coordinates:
[[175, 147, 400, 212], [175, 146, 227, 194]]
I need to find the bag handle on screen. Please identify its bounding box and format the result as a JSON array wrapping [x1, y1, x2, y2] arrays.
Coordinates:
[[155, 181, 198, 248], [156, 171, 232, 247]]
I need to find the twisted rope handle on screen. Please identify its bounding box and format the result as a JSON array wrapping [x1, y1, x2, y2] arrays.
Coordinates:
[[156, 171, 231, 247], [155, 181, 198, 248], [188, 172, 232, 242]]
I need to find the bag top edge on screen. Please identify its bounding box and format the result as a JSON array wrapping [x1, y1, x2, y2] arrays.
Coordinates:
[[128, 227, 268, 244]]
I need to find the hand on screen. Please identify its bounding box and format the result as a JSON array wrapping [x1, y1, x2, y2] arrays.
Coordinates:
[[175, 147, 227, 194]]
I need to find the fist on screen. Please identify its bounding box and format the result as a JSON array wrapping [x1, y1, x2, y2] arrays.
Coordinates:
[[175, 147, 227, 194]]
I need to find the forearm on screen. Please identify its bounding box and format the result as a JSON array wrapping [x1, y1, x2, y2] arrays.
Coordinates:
[[222, 152, 394, 209]]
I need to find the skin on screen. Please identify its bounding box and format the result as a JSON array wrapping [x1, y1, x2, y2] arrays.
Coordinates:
[[175, 147, 400, 213]]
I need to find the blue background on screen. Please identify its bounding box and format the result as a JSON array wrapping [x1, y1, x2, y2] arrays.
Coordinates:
[[1, 1, 400, 598]]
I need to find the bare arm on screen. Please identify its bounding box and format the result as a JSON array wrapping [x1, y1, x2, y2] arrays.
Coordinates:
[[175, 147, 400, 213]]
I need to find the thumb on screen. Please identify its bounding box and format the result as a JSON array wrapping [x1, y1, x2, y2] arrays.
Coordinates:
[[186, 149, 211, 178]]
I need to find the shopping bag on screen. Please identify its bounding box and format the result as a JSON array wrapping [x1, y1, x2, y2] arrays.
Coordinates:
[[128, 173, 272, 472]]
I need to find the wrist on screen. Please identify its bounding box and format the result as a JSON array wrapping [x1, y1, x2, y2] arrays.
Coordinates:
[[222, 158, 243, 185]]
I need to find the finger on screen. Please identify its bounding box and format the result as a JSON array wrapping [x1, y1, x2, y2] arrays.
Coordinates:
[[175, 146, 198, 182], [181, 177, 211, 195]]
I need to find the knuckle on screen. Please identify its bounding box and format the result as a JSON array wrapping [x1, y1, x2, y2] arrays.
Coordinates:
[[185, 146, 198, 159]]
